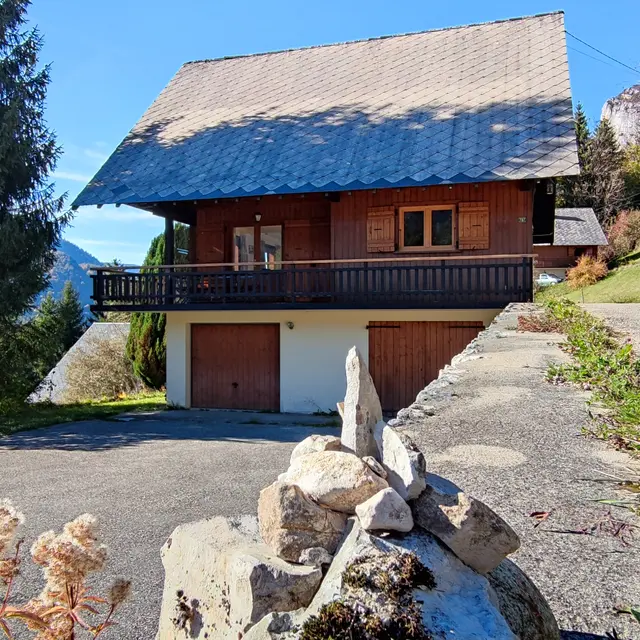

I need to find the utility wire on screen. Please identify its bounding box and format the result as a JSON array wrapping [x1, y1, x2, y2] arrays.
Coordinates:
[[565, 31, 640, 76], [567, 45, 625, 72]]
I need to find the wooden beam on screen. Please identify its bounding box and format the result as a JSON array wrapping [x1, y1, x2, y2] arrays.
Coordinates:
[[165, 217, 174, 265]]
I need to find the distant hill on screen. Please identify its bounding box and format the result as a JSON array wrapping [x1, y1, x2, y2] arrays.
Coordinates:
[[42, 240, 103, 315]]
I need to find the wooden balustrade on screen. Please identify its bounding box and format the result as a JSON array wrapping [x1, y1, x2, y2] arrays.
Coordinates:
[[90, 256, 534, 311]]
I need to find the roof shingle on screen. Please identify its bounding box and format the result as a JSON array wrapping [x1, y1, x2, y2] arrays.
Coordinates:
[[552, 208, 608, 246], [73, 12, 579, 207]]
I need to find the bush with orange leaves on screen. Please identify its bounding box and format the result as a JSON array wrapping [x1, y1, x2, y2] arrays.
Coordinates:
[[0, 500, 130, 639], [566, 255, 609, 293]]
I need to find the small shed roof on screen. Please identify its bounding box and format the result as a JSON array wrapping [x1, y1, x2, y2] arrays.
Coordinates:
[[553, 208, 608, 246], [74, 12, 578, 207]]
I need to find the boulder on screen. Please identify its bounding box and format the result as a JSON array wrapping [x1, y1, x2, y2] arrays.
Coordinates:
[[488, 559, 560, 640], [374, 422, 427, 500], [412, 486, 520, 574], [355, 487, 414, 532], [289, 435, 341, 464], [295, 519, 516, 639], [279, 451, 388, 513], [156, 516, 322, 639], [242, 610, 303, 640], [362, 455, 387, 479], [341, 347, 381, 457], [258, 481, 347, 563], [298, 547, 333, 567]]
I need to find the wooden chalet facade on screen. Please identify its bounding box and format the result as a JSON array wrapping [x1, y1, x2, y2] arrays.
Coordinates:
[[75, 13, 579, 413]]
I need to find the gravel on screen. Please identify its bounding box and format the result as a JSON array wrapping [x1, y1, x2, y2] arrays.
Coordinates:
[[583, 303, 640, 347], [400, 303, 640, 640], [0, 411, 339, 639]]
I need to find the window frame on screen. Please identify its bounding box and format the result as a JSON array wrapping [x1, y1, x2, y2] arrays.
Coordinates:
[[398, 205, 457, 252], [232, 224, 283, 270]]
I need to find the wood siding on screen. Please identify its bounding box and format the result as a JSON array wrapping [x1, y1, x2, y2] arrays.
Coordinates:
[[195, 196, 331, 265], [193, 183, 533, 266], [369, 320, 484, 411], [535, 245, 598, 269], [191, 324, 280, 410], [331, 182, 532, 260]]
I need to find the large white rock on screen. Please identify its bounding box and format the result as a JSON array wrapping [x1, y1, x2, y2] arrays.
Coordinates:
[[374, 422, 427, 500], [156, 516, 322, 639], [289, 434, 341, 464], [294, 519, 516, 639], [258, 481, 347, 562], [279, 450, 388, 514], [341, 346, 381, 457], [412, 486, 520, 574], [488, 559, 560, 640], [355, 487, 414, 532]]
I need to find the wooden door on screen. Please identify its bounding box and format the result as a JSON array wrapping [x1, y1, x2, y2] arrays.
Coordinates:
[[368, 321, 484, 412], [191, 324, 280, 410]]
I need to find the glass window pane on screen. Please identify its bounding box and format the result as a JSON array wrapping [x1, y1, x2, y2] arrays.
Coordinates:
[[431, 210, 453, 246], [403, 211, 424, 247], [260, 225, 282, 270], [233, 226, 254, 270]]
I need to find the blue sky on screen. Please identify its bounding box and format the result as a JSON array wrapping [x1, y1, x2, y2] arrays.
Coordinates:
[[30, 0, 640, 264]]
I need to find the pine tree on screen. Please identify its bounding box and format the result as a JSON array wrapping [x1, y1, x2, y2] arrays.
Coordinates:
[[126, 224, 190, 389], [589, 118, 625, 225], [557, 104, 591, 208], [0, 0, 67, 324], [32, 291, 63, 378], [57, 281, 86, 353], [0, 0, 67, 408]]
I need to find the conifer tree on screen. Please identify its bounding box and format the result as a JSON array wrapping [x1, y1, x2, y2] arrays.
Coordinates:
[[0, 0, 66, 324], [126, 224, 190, 389], [0, 0, 67, 408], [57, 280, 86, 353]]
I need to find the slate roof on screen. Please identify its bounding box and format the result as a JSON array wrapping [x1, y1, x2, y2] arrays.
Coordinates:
[[74, 12, 579, 207], [553, 208, 608, 246]]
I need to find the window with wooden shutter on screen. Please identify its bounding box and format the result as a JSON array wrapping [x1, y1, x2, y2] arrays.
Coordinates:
[[367, 209, 395, 252], [458, 202, 489, 250]]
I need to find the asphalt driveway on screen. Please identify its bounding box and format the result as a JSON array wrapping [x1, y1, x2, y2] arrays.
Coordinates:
[[0, 411, 339, 639]]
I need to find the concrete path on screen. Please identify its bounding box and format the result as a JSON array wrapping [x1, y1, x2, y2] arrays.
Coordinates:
[[584, 303, 640, 347], [0, 411, 339, 639], [402, 303, 640, 640]]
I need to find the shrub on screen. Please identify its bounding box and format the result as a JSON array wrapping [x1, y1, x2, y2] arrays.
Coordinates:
[[566, 255, 608, 291], [600, 210, 640, 263], [63, 332, 142, 403]]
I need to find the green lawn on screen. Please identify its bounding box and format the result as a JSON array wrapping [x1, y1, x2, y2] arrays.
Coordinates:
[[0, 391, 167, 436], [536, 259, 640, 304]]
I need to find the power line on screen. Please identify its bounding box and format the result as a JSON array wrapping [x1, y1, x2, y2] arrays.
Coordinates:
[[566, 45, 622, 72], [565, 31, 640, 76]]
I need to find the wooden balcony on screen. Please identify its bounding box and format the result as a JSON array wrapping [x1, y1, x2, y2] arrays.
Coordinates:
[[90, 255, 534, 312]]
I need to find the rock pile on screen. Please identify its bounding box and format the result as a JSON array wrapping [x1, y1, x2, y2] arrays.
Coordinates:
[[157, 346, 559, 640]]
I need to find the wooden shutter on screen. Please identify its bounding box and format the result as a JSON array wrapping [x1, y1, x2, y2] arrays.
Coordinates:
[[367, 209, 396, 252], [458, 202, 489, 250]]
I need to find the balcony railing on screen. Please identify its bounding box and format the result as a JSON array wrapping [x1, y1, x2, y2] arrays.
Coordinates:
[[90, 255, 534, 312]]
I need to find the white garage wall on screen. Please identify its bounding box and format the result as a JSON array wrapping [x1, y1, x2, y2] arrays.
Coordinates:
[[165, 308, 499, 412]]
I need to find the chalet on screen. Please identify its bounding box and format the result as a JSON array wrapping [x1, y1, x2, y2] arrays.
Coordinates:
[[534, 207, 607, 276], [74, 12, 579, 413]]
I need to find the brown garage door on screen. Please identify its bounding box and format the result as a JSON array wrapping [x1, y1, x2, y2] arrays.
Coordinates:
[[191, 324, 280, 411], [369, 321, 483, 412]]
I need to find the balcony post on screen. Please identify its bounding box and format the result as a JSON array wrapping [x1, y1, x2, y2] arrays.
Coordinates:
[[165, 217, 174, 304]]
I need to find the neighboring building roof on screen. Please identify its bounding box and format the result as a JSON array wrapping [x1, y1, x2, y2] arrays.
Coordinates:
[[29, 323, 130, 405], [553, 208, 608, 246], [73, 12, 578, 207]]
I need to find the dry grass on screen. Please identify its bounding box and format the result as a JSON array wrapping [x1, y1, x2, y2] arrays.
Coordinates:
[[63, 333, 142, 404], [1, 501, 130, 638]]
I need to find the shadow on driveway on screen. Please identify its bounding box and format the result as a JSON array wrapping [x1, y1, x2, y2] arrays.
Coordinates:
[[0, 409, 340, 452]]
